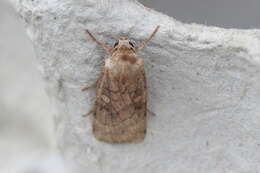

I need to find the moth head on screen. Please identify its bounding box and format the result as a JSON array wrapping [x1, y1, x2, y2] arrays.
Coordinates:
[[113, 37, 135, 52]]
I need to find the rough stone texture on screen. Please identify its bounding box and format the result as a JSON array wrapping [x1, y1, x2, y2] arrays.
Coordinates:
[[12, 0, 260, 172]]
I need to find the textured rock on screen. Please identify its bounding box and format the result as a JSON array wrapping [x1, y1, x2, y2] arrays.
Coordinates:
[[13, 0, 260, 172]]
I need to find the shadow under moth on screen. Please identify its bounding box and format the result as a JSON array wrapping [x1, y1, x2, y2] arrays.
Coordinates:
[[82, 26, 160, 143]]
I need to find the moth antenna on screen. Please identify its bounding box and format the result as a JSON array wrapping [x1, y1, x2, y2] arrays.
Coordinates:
[[85, 30, 112, 53], [136, 25, 160, 52]]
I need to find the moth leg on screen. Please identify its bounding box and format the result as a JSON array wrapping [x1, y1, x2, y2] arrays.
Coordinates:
[[82, 106, 95, 117], [85, 30, 112, 54], [136, 25, 160, 52], [81, 82, 96, 91], [147, 109, 156, 116], [81, 75, 102, 91]]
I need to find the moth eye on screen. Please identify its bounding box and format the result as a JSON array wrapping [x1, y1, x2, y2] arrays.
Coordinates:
[[113, 41, 119, 48], [129, 41, 134, 47]]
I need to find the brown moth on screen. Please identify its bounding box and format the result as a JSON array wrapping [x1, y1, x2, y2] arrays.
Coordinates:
[[82, 26, 160, 143]]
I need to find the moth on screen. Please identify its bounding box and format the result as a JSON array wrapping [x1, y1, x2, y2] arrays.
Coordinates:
[[82, 26, 160, 143]]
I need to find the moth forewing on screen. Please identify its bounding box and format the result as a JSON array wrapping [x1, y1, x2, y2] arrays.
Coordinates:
[[82, 26, 160, 143]]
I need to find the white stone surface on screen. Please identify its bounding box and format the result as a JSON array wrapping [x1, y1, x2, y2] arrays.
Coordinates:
[[13, 0, 260, 172]]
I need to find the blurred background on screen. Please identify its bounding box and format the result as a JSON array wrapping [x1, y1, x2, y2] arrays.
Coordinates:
[[140, 0, 260, 29], [0, 0, 260, 172], [0, 0, 55, 173]]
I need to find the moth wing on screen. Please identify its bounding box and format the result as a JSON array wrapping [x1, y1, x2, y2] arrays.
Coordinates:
[[93, 65, 147, 143]]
